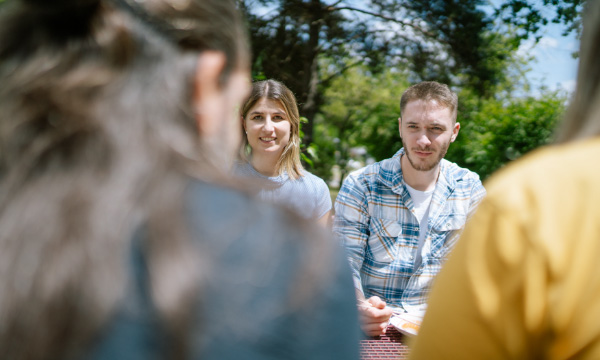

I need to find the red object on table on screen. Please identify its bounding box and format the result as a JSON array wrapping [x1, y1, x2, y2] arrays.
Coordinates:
[[360, 325, 410, 359]]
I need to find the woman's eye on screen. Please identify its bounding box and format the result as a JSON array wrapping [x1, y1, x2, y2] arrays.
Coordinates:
[[273, 116, 285, 121], [251, 115, 263, 121]]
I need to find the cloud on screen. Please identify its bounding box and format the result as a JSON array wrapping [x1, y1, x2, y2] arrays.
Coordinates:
[[560, 79, 577, 93], [516, 38, 536, 57], [538, 37, 559, 49], [565, 40, 579, 52]]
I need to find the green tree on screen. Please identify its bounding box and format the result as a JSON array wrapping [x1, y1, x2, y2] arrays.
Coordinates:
[[498, 0, 585, 39], [239, 0, 553, 146], [312, 63, 409, 182], [240, 0, 581, 184], [446, 88, 568, 180], [314, 58, 568, 183]]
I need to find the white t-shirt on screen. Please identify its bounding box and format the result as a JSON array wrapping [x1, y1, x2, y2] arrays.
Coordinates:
[[404, 183, 434, 270]]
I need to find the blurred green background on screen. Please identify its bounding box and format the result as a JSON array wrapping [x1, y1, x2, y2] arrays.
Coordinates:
[[240, 0, 583, 192]]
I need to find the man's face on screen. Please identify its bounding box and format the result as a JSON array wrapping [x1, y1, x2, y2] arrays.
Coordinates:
[[399, 99, 459, 172]]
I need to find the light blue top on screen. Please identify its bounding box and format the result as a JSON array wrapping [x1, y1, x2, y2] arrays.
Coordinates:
[[235, 162, 332, 221]]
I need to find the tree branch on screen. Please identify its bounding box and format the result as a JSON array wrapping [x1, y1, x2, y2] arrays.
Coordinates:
[[329, 6, 435, 38], [321, 60, 364, 86]]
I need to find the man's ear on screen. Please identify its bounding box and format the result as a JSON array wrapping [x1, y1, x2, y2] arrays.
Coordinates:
[[193, 51, 226, 136], [451, 122, 461, 142], [398, 117, 403, 139]]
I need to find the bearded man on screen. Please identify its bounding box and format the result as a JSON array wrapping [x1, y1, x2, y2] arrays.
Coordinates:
[[333, 81, 486, 336]]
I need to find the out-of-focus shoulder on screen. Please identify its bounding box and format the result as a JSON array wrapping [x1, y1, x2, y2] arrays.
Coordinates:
[[483, 138, 600, 210], [184, 179, 322, 246]]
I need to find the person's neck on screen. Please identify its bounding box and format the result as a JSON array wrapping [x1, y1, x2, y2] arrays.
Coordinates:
[[250, 152, 280, 177], [401, 155, 440, 192]]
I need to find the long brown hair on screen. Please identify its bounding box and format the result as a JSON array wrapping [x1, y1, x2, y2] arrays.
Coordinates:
[[0, 0, 247, 358], [240, 79, 304, 179], [555, 0, 600, 143]]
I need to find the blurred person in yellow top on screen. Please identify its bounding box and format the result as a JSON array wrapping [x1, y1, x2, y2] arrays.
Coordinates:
[[409, 1, 600, 359]]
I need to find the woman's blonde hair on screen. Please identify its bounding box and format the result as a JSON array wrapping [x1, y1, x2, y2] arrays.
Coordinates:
[[555, 0, 600, 143], [240, 79, 304, 179]]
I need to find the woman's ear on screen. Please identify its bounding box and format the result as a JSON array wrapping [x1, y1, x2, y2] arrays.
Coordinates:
[[193, 51, 226, 136]]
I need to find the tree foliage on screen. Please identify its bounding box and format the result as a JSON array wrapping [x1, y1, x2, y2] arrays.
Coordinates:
[[239, 0, 583, 184], [313, 64, 568, 182], [445, 89, 568, 179], [498, 0, 585, 39], [239, 0, 552, 146], [311, 63, 409, 182]]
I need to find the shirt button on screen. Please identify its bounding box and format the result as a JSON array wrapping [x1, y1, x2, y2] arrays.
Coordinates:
[[409, 255, 414, 260]]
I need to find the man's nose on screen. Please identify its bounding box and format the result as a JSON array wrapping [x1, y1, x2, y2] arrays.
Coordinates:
[[416, 132, 431, 147]]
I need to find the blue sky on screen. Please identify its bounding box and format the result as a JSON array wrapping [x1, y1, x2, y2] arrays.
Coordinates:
[[492, 0, 582, 95], [520, 21, 580, 94]]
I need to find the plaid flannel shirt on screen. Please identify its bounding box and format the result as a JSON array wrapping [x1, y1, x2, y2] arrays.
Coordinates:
[[334, 148, 486, 315]]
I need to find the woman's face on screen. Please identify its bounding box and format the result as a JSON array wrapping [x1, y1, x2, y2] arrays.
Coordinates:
[[243, 98, 291, 158]]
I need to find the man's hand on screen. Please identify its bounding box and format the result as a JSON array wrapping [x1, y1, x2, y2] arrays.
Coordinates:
[[358, 296, 393, 336]]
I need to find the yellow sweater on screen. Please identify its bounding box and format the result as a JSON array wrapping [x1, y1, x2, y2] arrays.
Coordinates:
[[409, 138, 600, 359]]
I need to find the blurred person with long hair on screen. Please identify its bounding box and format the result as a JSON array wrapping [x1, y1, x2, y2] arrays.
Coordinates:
[[237, 79, 332, 226], [409, 1, 600, 358], [0, 0, 360, 359]]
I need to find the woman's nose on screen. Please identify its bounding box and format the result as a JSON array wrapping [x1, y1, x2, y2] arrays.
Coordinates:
[[263, 116, 274, 131]]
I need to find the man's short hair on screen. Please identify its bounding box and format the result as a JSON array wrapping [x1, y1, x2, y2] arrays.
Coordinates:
[[400, 81, 458, 122]]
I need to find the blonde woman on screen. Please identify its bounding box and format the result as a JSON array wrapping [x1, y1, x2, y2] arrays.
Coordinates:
[[238, 79, 332, 226]]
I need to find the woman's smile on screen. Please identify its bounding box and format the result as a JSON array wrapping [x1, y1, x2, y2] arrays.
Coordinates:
[[244, 97, 291, 155]]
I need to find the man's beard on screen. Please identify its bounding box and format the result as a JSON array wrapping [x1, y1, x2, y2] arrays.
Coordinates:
[[405, 139, 451, 172]]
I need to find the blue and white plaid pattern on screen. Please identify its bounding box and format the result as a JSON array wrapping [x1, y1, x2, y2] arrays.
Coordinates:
[[334, 148, 486, 315]]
